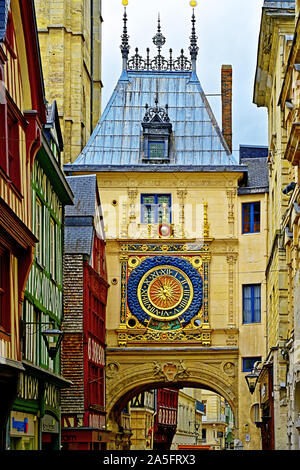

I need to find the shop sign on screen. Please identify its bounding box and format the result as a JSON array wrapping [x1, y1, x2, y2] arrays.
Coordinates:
[[17, 373, 39, 401], [10, 412, 35, 437], [12, 417, 28, 433], [62, 434, 78, 443], [42, 414, 59, 433], [44, 382, 60, 409], [88, 337, 105, 366]]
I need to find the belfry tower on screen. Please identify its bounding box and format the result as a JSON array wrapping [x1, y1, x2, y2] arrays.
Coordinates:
[[65, 3, 268, 450]]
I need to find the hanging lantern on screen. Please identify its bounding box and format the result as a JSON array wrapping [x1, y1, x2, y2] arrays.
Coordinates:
[[41, 327, 64, 360], [245, 370, 259, 394]]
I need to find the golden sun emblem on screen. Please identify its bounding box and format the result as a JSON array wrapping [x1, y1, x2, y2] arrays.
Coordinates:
[[148, 275, 183, 310]]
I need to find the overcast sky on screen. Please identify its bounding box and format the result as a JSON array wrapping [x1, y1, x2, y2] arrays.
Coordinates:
[[101, 0, 268, 157]]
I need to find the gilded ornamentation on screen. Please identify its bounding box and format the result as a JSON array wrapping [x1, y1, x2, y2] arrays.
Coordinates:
[[119, 243, 211, 342], [203, 202, 210, 238], [191, 256, 203, 269], [127, 256, 203, 328], [226, 252, 238, 326], [120, 241, 210, 252], [128, 256, 141, 269], [125, 328, 211, 345]]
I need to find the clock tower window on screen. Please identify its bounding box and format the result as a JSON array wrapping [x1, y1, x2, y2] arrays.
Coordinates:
[[141, 194, 171, 224]]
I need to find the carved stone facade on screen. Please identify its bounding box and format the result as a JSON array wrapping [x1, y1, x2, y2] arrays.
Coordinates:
[[65, 8, 268, 450], [105, 350, 239, 428], [62, 170, 269, 451], [253, 0, 297, 450]]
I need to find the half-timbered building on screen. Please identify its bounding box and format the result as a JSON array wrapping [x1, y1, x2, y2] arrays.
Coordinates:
[[61, 174, 110, 450], [0, 0, 46, 450], [8, 101, 73, 450], [153, 388, 178, 450]]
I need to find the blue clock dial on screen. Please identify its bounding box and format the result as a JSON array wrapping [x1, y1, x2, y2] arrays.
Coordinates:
[[127, 256, 203, 328]]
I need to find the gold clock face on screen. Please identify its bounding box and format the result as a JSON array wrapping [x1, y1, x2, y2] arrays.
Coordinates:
[[137, 265, 193, 321], [148, 275, 183, 310]]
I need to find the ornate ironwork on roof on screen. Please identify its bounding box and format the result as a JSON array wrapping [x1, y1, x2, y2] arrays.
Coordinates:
[[189, 10, 199, 63], [68, 6, 240, 168], [143, 96, 170, 123], [124, 9, 199, 72], [120, 8, 130, 58]]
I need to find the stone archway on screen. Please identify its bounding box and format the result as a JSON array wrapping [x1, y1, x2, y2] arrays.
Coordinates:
[[105, 347, 239, 447]]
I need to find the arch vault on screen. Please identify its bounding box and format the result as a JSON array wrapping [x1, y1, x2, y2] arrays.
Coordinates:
[[105, 346, 239, 442]]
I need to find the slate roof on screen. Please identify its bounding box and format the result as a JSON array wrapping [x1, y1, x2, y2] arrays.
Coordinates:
[[71, 68, 239, 168], [64, 175, 98, 256], [238, 145, 269, 195], [45, 100, 63, 152], [0, 0, 10, 42], [263, 0, 294, 4]]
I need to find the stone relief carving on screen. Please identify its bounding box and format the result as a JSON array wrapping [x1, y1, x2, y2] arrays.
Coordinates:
[[106, 362, 120, 379], [153, 360, 190, 382]]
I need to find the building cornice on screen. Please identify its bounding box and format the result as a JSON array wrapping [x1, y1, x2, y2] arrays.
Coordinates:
[[64, 164, 248, 175], [253, 4, 295, 108]]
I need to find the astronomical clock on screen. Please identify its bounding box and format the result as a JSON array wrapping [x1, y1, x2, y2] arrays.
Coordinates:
[[118, 242, 211, 346]]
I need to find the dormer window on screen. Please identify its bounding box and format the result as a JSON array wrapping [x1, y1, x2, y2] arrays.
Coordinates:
[[148, 141, 165, 159], [141, 98, 172, 163]]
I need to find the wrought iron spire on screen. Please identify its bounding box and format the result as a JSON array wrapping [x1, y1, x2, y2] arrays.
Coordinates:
[[153, 13, 166, 54], [120, 8, 130, 71], [126, 13, 192, 73], [189, 9, 199, 72]]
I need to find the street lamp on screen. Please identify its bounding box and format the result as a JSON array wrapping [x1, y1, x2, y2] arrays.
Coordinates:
[[41, 327, 64, 360], [245, 369, 259, 394], [22, 321, 64, 360]]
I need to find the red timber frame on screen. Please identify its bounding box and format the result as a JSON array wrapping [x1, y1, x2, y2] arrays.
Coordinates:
[[0, 0, 45, 343], [154, 388, 179, 450], [0, 0, 46, 450], [83, 235, 109, 434]]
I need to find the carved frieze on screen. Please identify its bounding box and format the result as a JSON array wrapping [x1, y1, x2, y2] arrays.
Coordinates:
[[153, 360, 190, 382]]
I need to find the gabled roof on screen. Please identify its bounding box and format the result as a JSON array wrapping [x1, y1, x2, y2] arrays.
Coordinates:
[[72, 69, 238, 167], [65, 175, 98, 219], [64, 175, 101, 256], [45, 100, 63, 152], [69, 10, 240, 170], [263, 0, 294, 5], [238, 145, 269, 195]]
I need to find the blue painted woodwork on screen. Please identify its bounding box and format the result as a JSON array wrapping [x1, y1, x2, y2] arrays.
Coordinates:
[[242, 202, 261, 233], [242, 284, 261, 324]]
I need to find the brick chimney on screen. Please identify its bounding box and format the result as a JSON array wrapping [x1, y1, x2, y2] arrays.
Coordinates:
[[221, 65, 232, 153]]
